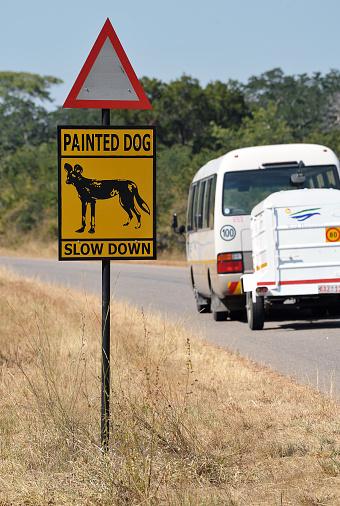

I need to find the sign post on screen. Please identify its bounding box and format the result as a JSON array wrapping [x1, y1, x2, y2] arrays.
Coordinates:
[[59, 18, 155, 450], [58, 123, 156, 448], [101, 109, 110, 451]]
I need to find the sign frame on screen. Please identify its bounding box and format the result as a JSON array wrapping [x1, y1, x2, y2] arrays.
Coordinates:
[[58, 125, 156, 261]]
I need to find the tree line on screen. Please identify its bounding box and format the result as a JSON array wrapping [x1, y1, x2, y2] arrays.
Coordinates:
[[1, 69, 340, 245]]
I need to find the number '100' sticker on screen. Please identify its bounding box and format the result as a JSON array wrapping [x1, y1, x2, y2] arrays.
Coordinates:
[[220, 225, 236, 241]]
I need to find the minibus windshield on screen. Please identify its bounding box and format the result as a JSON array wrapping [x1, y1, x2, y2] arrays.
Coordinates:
[[222, 165, 340, 215]]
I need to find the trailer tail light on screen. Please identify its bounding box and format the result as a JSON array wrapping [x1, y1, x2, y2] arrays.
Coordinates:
[[256, 286, 268, 294], [217, 252, 243, 274]]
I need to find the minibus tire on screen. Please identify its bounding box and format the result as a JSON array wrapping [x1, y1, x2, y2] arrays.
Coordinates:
[[328, 304, 340, 316], [230, 309, 246, 321], [311, 306, 327, 318], [246, 292, 264, 330], [211, 289, 228, 321], [197, 300, 211, 313], [212, 309, 228, 321], [194, 287, 211, 313]]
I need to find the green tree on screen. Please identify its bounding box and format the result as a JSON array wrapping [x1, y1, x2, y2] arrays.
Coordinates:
[[210, 103, 295, 152], [2, 68, 340, 246], [156, 145, 216, 233], [155, 76, 249, 152], [150, 75, 208, 150], [157, 144, 194, 228], [0, 142, 58, 238], [204, 80, 249, 129], [243, 68, 340, 139], [0, 72, 62, 154], [111, 76, 249, 153], [0, 72, 61, 101], [110, 76, 163, 127], [49, 107, 102, 127]]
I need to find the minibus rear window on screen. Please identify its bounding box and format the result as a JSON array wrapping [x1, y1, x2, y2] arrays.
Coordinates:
[[222, 165, 340, 215]]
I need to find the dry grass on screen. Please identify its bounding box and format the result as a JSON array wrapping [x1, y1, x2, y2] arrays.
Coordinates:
[[0, 268, 340, 505], [0, 240, 59, 259], [0, 240, 187, 266]]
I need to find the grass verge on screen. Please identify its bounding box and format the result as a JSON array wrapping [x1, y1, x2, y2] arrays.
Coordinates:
[[0, 240, 187, 265], [0, 268, 340, 505]]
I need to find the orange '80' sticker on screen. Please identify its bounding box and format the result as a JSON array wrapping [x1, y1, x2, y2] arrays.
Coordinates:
[[326, 227, 340, 242]]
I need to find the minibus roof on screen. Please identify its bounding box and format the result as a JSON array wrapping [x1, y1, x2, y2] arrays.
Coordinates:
[[192, 144, 340, 183]]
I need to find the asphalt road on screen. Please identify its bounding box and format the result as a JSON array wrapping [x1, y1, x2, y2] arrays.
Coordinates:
[[1, 256, 340, 397]]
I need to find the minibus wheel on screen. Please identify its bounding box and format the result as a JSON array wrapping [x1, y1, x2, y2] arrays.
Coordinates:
[[212, 309, 228, 321], [230, 309, 246, 321], [196, 297, 211, 313], [328, 304, 340, 316], [193, 287, 211, 313], [246, 292, 264, 330], [311, 306, 327, 318], [211, 290, 228, 321]]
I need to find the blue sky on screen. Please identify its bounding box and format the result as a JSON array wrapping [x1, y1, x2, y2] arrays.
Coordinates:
[[2, 0, 340, 109]]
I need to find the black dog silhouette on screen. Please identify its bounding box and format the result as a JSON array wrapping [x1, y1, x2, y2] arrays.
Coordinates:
[[64, 163, 150, 234]]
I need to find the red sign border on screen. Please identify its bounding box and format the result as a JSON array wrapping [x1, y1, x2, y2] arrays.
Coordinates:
[[63, 18, 152, 110]]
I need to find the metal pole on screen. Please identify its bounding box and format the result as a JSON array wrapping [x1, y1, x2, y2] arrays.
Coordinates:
[[101, 108, 110, 450]]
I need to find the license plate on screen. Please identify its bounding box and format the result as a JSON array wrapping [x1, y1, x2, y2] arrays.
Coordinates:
[[318, 285, 340, 294]]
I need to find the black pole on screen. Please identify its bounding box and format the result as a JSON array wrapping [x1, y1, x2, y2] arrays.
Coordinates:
[[101, 109, 110, 450]]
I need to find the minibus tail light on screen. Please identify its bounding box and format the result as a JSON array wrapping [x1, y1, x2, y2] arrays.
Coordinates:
[[217, 252, 243, 274]]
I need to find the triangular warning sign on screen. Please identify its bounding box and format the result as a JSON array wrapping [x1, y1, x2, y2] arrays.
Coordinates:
[[63, 19, 152, 110]]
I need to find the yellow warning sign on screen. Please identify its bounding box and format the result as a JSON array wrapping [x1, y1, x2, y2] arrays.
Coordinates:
[[326, 227, 340, 243], [58, 126, 156, 261]]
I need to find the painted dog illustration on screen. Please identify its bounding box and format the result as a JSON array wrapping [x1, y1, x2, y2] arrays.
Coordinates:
[[64, 163, 150, 233]]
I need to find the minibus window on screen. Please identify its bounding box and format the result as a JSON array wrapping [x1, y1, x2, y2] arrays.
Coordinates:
[[209, 176, 216, 229], [204, 179, 212, 229], [196, 180, 206, 229], [193, 184, 199, 230], [316, 174, 325, 187], [326, 170, 336, 187], [223, 165, 340, 215], [187, 184, 197, 231]]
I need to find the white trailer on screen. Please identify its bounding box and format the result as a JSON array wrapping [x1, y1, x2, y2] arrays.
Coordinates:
[[241, 188, 340, 330]]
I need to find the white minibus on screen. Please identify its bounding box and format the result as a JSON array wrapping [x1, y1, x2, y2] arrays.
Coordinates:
[[186, 143, 340, 321]]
